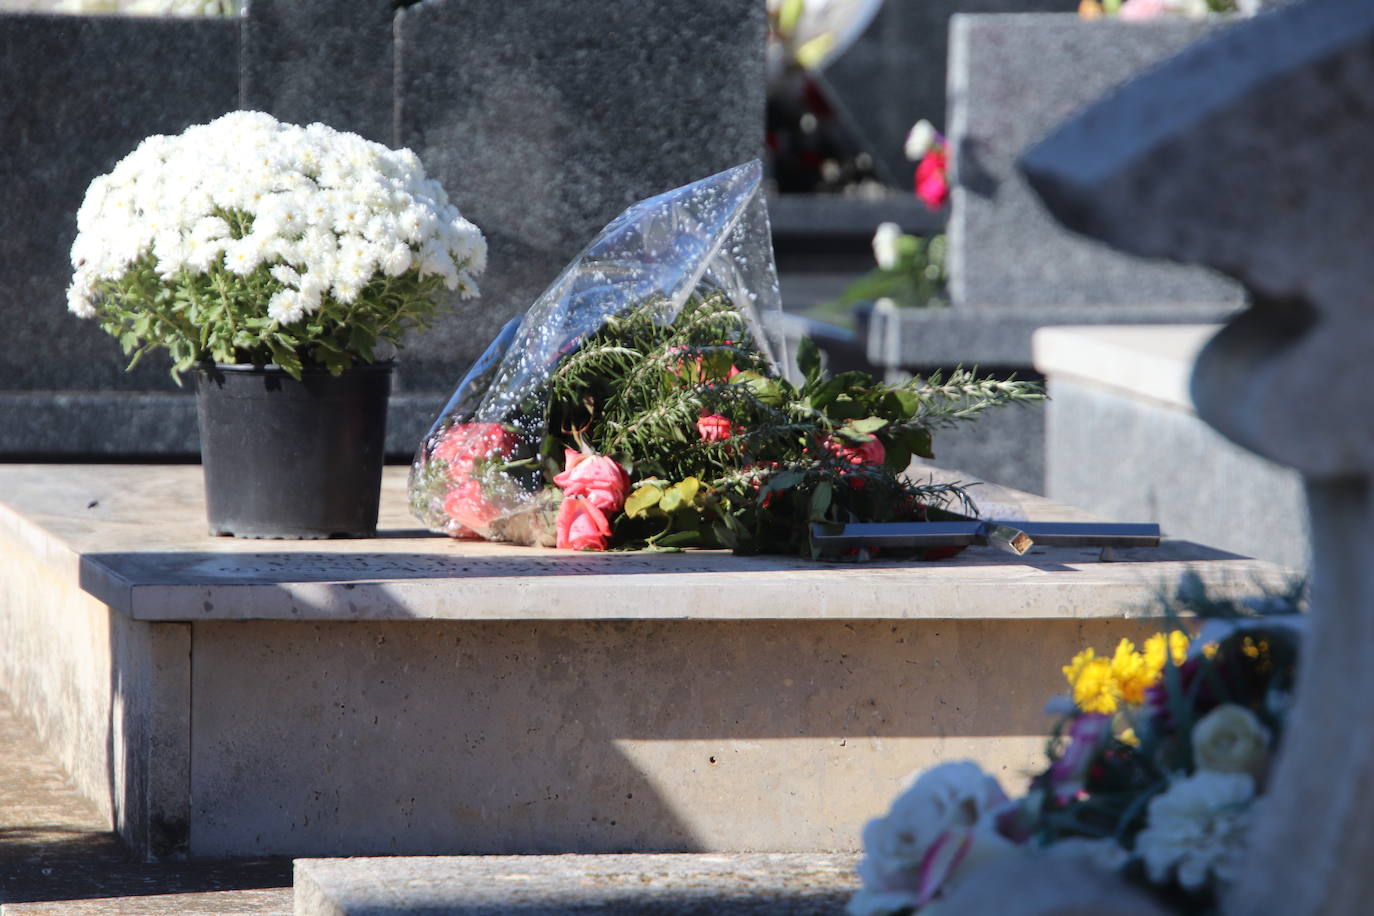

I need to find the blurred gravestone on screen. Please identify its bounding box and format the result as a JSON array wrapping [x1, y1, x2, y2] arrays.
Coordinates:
[[947, 13, 1245, 309], [813, 0, 1077, 191]]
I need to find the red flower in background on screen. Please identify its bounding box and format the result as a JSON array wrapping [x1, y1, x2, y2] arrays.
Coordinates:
[[826, 433, 886, 467], [433, 422, 517, 477], [696, 412, 735, 442], [915, 145, 949, 211], [433, 422, 518, 536]]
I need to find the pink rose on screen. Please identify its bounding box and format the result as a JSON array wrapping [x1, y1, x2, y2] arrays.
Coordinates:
[[433, 422, 517, 477], [443, 478, 502, 534], [827, 433, 886, 467], [552, 449, 630, 513], [556, 495, 612, 550], [915, 145, 950, 211], [1118, 0, 1166, 20], [696, 412, 735, 442]]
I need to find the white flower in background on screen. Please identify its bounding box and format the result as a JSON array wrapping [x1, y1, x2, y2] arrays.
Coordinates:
[[903, 119, 937, 162], [1191, 704, 1270, 780], [1135, 771, 1258, 892], [871, 222, 902, 271], [849, 761, 1016, 915], [67, 110, 487, 325]]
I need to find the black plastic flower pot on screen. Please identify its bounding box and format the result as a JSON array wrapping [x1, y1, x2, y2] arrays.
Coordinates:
[[194, 362, 393, 538]]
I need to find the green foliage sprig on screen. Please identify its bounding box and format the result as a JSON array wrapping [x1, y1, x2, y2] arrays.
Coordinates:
[[529, 287, 1044, 554]]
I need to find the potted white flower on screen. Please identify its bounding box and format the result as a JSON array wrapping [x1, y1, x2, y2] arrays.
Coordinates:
[[67, 110, 487, 538]]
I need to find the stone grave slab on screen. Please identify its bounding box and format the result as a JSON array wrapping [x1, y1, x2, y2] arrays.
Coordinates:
[[292, 853, 858, 916], [947, 14, 1246, 310], [0, 464, 1289, 861]]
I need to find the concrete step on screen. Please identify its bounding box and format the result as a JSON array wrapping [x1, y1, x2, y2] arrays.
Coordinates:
[[0, 693, 290, 914], [2, 889, 290, 915], [293, 853, 859, 915]]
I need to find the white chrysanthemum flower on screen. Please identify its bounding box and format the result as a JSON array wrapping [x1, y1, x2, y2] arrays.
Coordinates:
[[380, 243, 413, 278], [1135, 771, 1258, 892], [267, 288, 308, 325], [67, 109, 486, 372]]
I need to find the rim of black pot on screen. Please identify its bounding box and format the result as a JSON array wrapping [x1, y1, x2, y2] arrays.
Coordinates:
[[194, 360, 396, 374]]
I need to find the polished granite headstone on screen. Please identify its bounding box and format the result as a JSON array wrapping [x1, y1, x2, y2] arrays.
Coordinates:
[[391, 0, 768, 395]]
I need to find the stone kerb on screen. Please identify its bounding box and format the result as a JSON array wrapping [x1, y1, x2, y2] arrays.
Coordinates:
[[0, 11, 239, 455], [1033, 324, 1309, 570]]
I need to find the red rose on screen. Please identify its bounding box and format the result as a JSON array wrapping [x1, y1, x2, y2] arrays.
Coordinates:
[[552, 449, 630, 513], [433, 422, 517, 477], [696, 412, 735, 442], [556, 495, 612, 550], [915, 146, 949, 211], [826, 434, 886, 467]]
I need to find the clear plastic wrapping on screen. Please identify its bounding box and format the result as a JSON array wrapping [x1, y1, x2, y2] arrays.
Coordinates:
[[408, 161, 788, 543]]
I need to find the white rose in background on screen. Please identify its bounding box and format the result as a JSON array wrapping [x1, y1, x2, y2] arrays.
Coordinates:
[[871, 222, 902, 271], [849, 761, 1017, 915], [1191, 704, 1270, 780], [1135, 771, 1258, 892]]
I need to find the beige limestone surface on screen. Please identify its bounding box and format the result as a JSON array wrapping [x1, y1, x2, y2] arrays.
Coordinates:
[[0, 463, 1288, 623]]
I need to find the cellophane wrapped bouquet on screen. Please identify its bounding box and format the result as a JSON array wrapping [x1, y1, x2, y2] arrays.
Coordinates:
[[408, 161, 1041, 554]]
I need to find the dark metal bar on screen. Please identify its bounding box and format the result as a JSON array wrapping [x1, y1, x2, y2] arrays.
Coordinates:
[[809, 520, 1161, 554]]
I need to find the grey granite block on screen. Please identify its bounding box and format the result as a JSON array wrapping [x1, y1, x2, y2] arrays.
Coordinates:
[[240, 0, 394, 143], [814, 0, 1075, 190], [0, 12, 240, 394], [947, 14, 1245, 309], [392, 0, 767, 393], [865, 303, 1242, 368], [1045, 375, 1308, 570], [0, 391, 443, 459], [293, 853, 859, 915]]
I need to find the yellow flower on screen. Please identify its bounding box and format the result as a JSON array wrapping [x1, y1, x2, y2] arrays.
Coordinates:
[[1120, 727, 1140, 747], [1063, 647, 1096, 689], [1071, 657, 1120, 714], [1143, 630, 1190, 678], [1110, 638, 1153, 705]]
